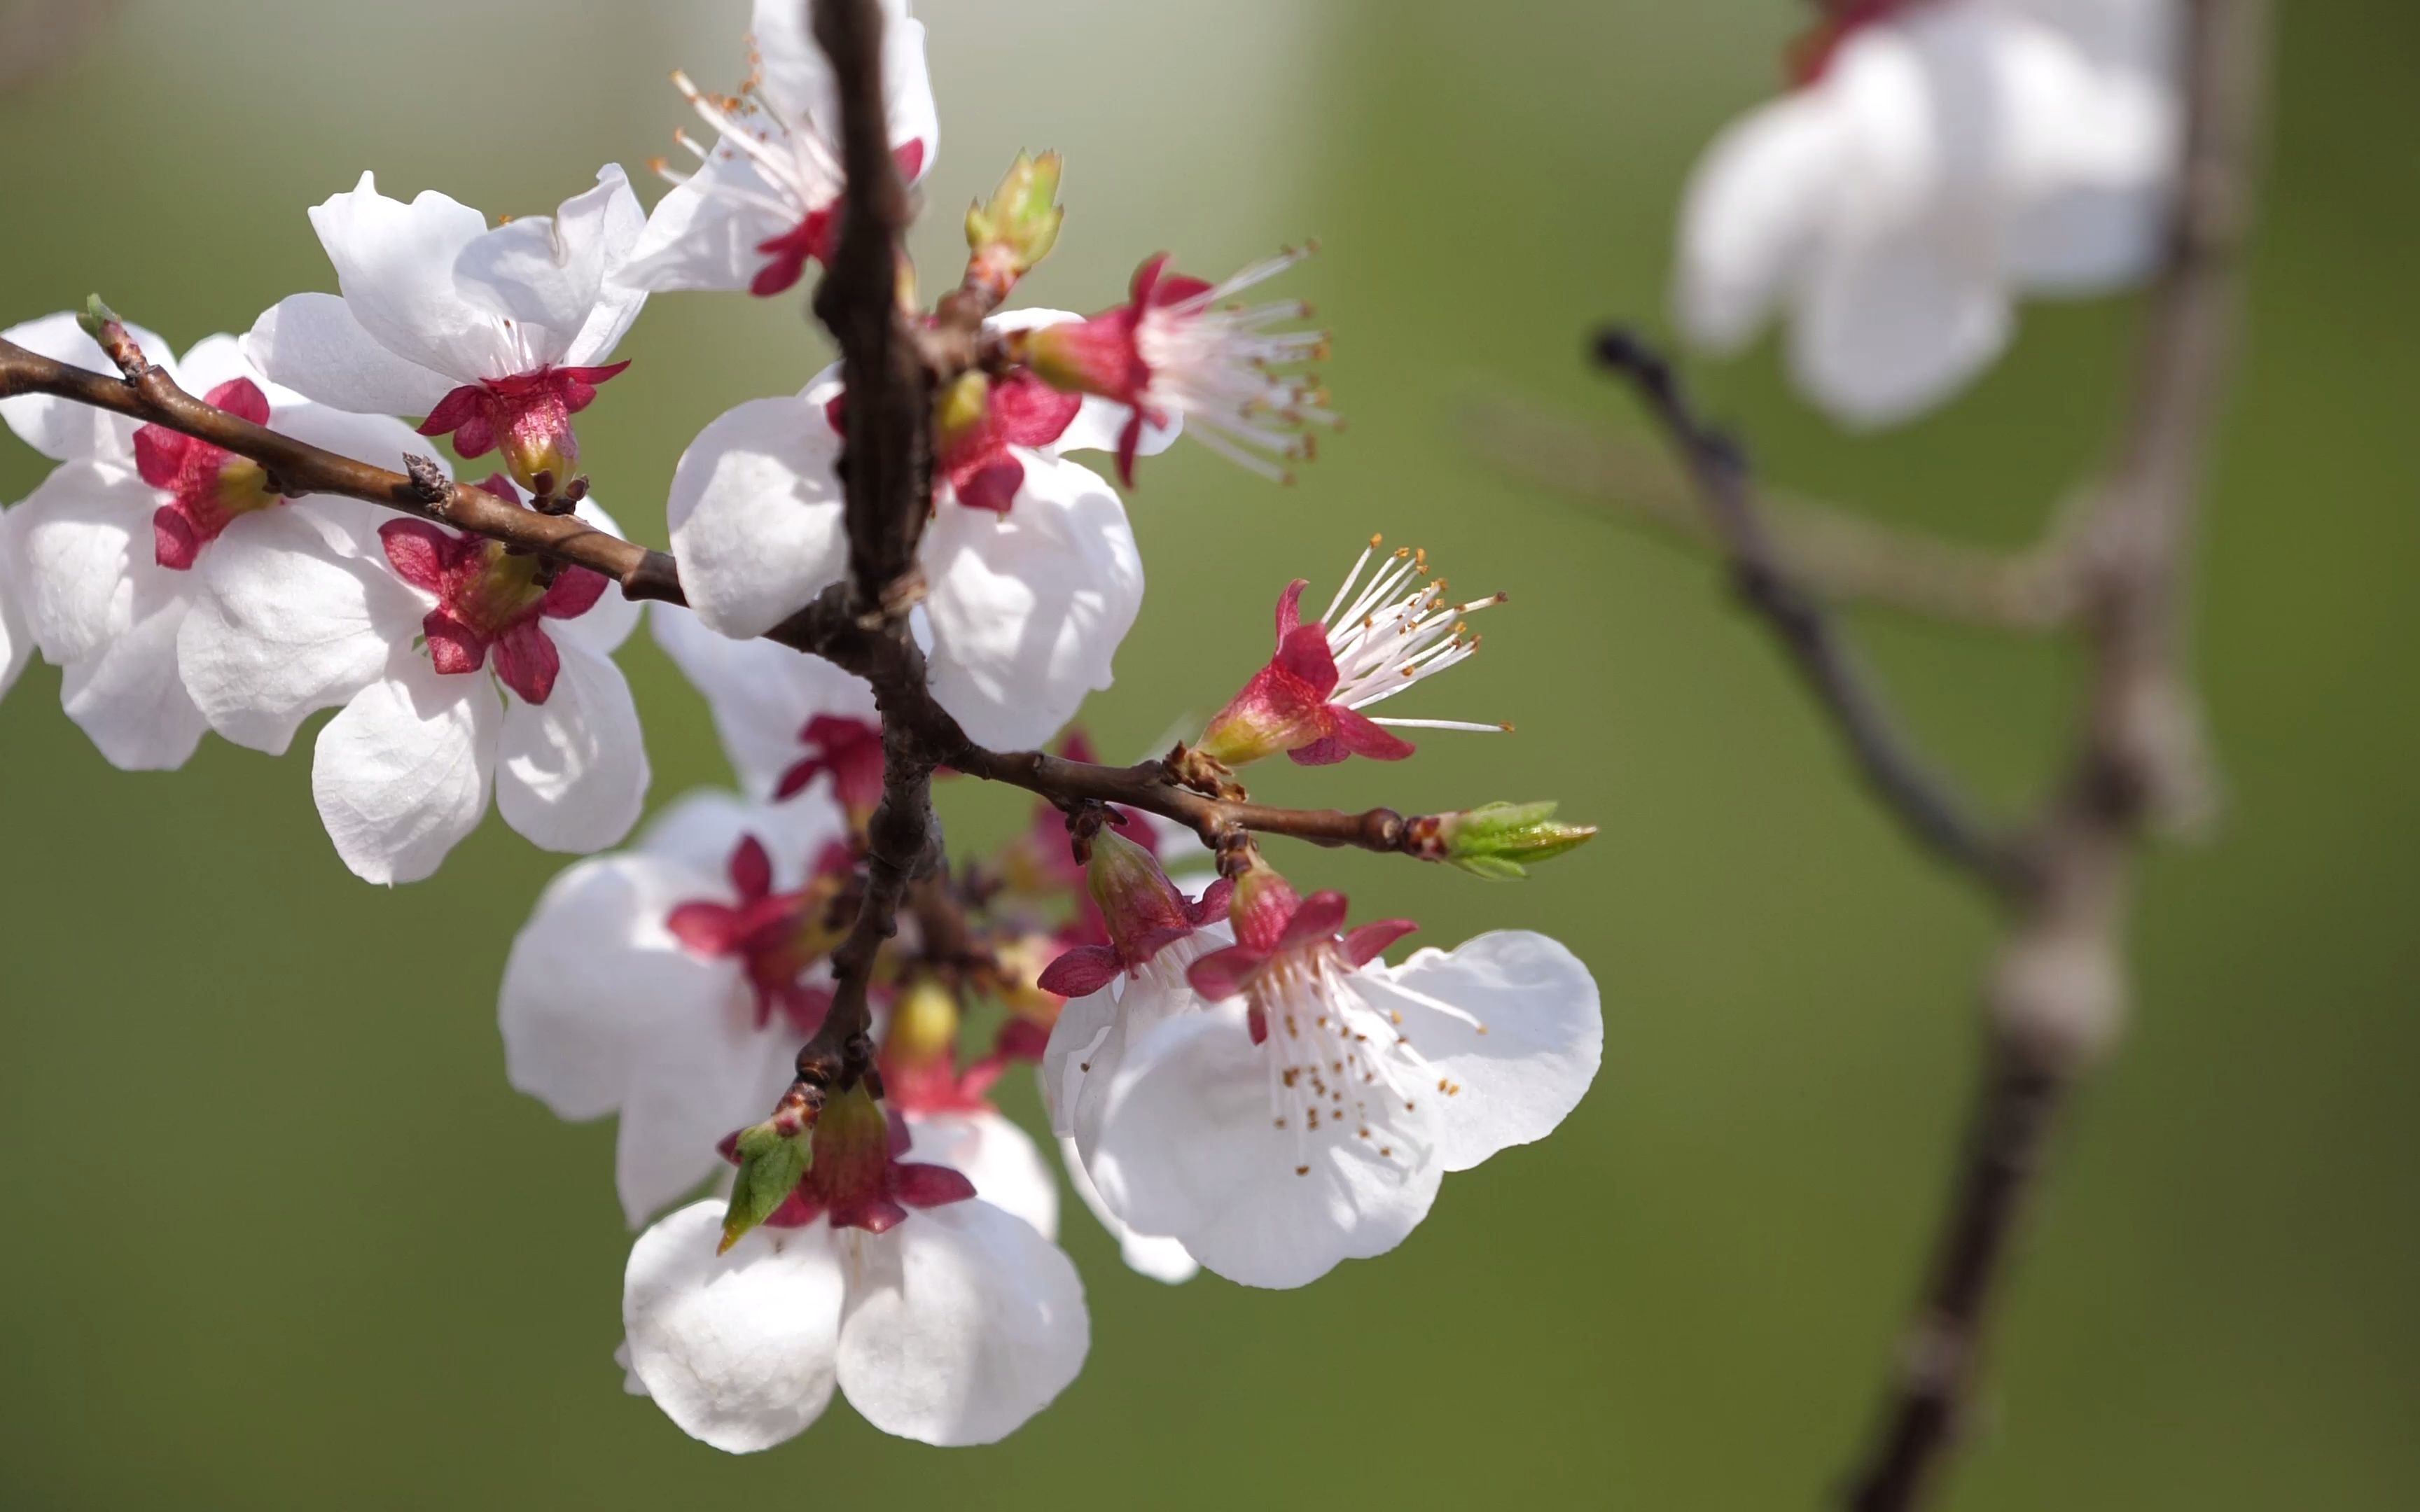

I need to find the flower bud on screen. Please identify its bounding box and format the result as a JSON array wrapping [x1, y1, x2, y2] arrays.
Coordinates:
[[886, 976, 961, 1072], [719, 1112, 813, 1254], [1085, 827, 1189, 948], [1405, 802, 1597, 880], [964, 150, 1064, 295], [1227, 855, 1302, 953]]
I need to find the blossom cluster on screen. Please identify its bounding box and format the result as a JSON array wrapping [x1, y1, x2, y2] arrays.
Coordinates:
[[0, 0, 2182, 1463]]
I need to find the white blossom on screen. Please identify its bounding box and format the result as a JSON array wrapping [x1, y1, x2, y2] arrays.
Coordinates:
[[1674, 0, 2181, 426], [500, 790, 846, 1225], [0, 316, 426, 769], [247, 167, 645, 490], [177, 475, 647, 883], [666, 340, 1153, 750], [626, 0, 939, 298]]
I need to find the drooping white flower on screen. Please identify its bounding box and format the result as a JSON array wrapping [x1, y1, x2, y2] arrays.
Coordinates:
[[0, 316, 427, 769], [623, 1088, 1087, 1452], [625, 0, 938, 298], [1674, 0, 2181, 426], [667, 342, 1149, 750], [246, 166, 646, 491], [651, 600, 882, 808], [500, 789, 850, 1225], [1057, 863, 1601, 1289], [176, 471, 648, 883]]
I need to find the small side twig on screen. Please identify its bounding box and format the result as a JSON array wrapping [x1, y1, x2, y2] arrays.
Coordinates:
[[1594, 329, 2026, 893]]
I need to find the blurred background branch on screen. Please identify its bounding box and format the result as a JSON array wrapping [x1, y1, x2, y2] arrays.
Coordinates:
[[0, 0, 118, 94], [1464, 394, 2092, 634]]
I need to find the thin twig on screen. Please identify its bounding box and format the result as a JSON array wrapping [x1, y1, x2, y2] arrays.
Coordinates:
[[0, 336, 688, 603], [1840, 4, 2268, 1508], [1593, 330, 2027, 893]]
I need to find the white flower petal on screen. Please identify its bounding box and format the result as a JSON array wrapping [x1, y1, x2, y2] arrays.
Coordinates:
[[754, 0, 937, 172], [1087, 1001, 1442, 1290], [1040, 983, 1119, 1140], [172, 332, 276, 403], [919, 454, 1142, 750], [835, 1200, 1087, 1447], [455, 164, 646, 367], [903, 1112, 1059, 1242], [0, 514, 29, 701], [60, 592, 208, 771], [637, 786, 849, 892], [494, 643, 648, 855], [312, 654, 498, 884], [8, 459, 144, 664], [1792, 232, 2013, 428], [1057, 1133, 1199, 1285], [618, 155, 792, 297], [0, 310, 174, 462], [307, 172, 515, 384], [651, 603, 877, 800], [181, 505, 408, 755], [1361, 932, 1603, 1174], [244, 293, 458, 416], [501, 850, 734, 1120], [614, 1002, 794, 1228], [667, 396, 848, 638], [1674, 92, 1850, 352], [625, 1203, 847, 1454]]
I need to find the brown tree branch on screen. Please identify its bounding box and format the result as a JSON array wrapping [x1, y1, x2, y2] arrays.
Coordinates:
[[0, 330, 1449, 860], [0, 334, 691, 604], [1594, 330, 2029, 893], [1839, 4, 2269, 1508]]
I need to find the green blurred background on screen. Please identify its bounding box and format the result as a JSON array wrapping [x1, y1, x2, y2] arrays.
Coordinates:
[[2, 1, 2413, 1506]]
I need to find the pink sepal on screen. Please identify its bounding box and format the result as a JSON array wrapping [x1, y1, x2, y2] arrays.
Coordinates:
[[1344, 918, 1419, 966], [893, 1162, 977, 1210], [1277, 890, 1351, 951], [1186, 941, 1268, 1002], [1036, 944, 1121, 999]]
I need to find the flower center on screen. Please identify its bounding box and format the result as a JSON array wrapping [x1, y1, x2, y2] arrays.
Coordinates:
[[653, 70, 927, 298], [1129, 247, 1336, 482], [135, 378, 284, 570], [667, 834, 854, 1035], [1248, 947, 1442, 1177], [1316, 536, 1507, 734], [377, 484, 610, 704], [744, 1087, 975, 1235], [416, 364, 630, 493]]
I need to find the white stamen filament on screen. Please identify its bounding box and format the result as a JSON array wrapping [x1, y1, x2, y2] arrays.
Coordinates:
[[1313, 537, 1508, 732], [655, 68, 843, 237], [1250, 949, 1435, 1177], [1134, 245, 1338, 482]]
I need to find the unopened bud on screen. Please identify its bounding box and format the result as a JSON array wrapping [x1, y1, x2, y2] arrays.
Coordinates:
[[1405, 802, 1597, 880], [887, 976, 961, 1070], [964, 150, 1064, 294], [719, 1112, 813, 1254], [76, 294, 147, 377]]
